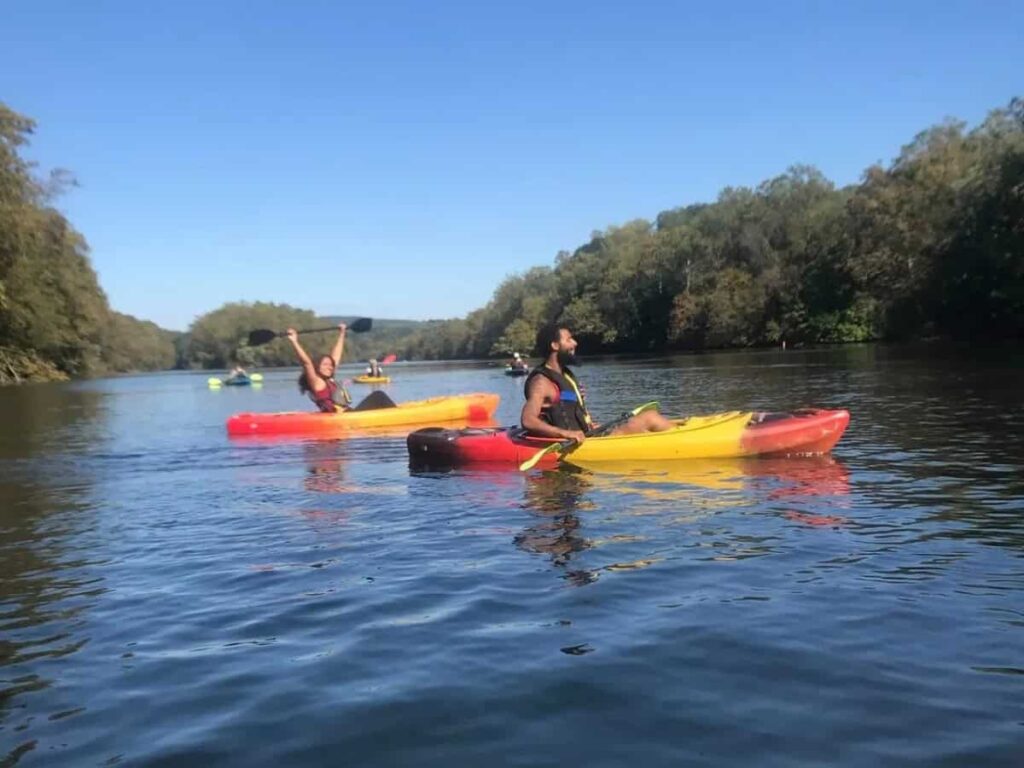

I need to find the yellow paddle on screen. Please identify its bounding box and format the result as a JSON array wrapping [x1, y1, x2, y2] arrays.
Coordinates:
[[518, 401, 660, 471]]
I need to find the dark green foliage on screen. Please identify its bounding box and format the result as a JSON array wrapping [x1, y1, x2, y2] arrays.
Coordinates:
[[182, 302, 318, 369], [932, 99, 1024, 339], [398, 98, 1024, 359], [0, 102, 178, 383], [99, 312, 178, 373]]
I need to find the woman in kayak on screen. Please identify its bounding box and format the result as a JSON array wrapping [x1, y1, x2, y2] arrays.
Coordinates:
[[366, 359, 384, 378], [288, 324, 352, 412], [288, 325, 396, 413], [522, 324, 673, 442]]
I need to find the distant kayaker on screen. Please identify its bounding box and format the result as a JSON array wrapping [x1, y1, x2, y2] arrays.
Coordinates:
[[288, 324, 353, 412], [366, 359, 383, 378], [509, 353, 528, 371], [228, 365, 248, 379], [521, 324, 672, 442]]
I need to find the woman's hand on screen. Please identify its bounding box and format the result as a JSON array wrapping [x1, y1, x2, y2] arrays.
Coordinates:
[[338, 323, 347, 335], [286, 328, 298, 342]]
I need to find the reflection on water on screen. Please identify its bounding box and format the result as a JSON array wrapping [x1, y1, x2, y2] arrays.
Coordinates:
[[302, 441, 350, 494], [0, 385, 109, 764], [0, 382, 107, 461], [516, 471, 597, 586], [574, 455, 849, 499], [509, 456, 855, 586]]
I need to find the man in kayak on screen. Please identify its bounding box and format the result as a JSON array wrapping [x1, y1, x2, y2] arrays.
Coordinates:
[[366, 359, 384, 378], [287, 325, 395, 412], [521, 324, 672, 442]]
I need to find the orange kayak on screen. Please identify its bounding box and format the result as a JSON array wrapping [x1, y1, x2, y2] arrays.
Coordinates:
[[227, 393, 499, 437]]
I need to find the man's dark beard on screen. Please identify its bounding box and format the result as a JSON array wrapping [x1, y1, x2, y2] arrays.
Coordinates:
[[557, 349, 579, 367]]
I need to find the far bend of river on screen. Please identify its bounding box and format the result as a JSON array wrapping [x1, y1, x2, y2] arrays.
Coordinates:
[[1, 345, 1022, 766]]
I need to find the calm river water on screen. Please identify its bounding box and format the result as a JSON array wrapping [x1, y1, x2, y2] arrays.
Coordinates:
[[1, 345, 1022, 766]]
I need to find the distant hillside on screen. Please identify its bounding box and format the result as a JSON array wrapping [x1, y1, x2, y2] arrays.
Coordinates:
[[176, 303, 429, 370]]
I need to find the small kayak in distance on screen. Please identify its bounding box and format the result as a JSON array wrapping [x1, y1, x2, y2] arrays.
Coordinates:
[[209, 373, 263, 388], [354, 375, 391, 384], [227, 393, 500, 437], [407, 409, 850, 467]]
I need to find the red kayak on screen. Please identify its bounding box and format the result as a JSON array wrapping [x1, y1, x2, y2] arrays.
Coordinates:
[[407, 408, 850, 467], [227, 393, 500, 437]]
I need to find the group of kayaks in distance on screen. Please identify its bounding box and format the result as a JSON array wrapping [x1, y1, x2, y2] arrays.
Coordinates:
[[222, 320, 851, 471]]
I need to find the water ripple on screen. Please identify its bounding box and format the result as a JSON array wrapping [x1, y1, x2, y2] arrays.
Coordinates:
[[1, 353, 1023, 766]]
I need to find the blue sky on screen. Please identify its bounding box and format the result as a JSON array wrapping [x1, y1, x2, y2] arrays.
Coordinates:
[[2, 0, 1021, 330]]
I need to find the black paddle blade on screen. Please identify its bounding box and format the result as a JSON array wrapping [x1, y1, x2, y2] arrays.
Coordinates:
[[247, 319, 370, 346], [247, 329, 278, 346]]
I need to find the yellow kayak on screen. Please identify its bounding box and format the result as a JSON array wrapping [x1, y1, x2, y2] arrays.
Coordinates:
[[227, 393, 499, 436], [354, 375, 391, 384], [407, 409, 850, 465], [568, 411, 753, 461]]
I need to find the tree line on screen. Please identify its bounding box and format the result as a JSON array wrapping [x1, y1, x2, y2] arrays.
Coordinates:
[[0, 103, 418, 383], [1, 104, 178, 384], [175, 303, 419, 370], [2, 97, 1020, 383], [397, 98, 1023, 360]]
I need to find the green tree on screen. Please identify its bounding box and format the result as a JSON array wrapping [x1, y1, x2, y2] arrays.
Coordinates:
[[490, 318, 536, 356], [399, 98, 1021, 359], [1, 103, 180, 382], [99, 312, 178, 372], [1, 104, 109, 381], [183, 301, 319, 369]]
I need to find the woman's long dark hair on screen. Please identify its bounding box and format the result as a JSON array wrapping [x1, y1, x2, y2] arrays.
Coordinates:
[[298, 355, 334, 393]]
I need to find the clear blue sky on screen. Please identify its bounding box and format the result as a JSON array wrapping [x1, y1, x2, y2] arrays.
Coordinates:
[[2, 0, 1021, 330]]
